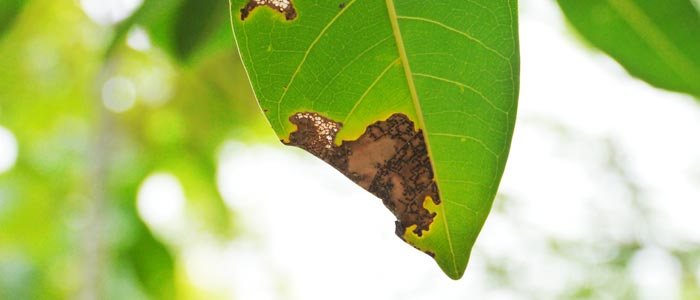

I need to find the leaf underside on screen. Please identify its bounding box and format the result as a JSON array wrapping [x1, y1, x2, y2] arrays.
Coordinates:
[[557, 0, 700, 99], [230, 0, 519, 279]]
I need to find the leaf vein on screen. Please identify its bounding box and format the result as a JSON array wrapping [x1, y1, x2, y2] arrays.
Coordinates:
[[607, 0, 700, 90], [443, 199, 478, 215], [428, 132, 499, 158], [313, 35, 394, 109], [386, 0, 458, 276], [343, 58, 400, 123], [424, 110, 506, 135], [275, 0, 358, 129], [413, 73, 508, 114], [396, 15, 509, 61]]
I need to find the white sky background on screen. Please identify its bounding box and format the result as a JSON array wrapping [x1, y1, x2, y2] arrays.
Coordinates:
[[117, 0, 700, 299]]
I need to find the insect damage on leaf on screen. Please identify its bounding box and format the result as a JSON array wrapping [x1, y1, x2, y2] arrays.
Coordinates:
[[240, 0, 297, 21], [285, 112, 441, 237]]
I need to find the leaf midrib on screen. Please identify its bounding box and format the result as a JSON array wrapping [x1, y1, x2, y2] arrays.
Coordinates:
[[607, 0, 700, 90], [385, 0, 458, 275]]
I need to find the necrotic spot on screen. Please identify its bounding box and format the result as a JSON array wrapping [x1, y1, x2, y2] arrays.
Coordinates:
[[286, 112, 440, 238], [240, 0, 297, 21]]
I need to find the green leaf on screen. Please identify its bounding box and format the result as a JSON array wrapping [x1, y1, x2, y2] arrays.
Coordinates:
[[0, 0, 26, 39], [557, 0, 700, 98], [110, 0, 231, 63], [230, 0, 519, 279], [123, 219, 176, 300]]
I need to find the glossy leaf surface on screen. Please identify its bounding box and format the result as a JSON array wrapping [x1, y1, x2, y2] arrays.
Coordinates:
[[230, 0, 519, 279]]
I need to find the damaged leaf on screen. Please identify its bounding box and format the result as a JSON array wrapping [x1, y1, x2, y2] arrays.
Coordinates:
[[286, 112, 440, 237], [230, 0, 520, 279], [240, 0, 297, 21]]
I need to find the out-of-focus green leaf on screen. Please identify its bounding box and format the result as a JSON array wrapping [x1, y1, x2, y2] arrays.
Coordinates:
[[112, 0, 231, 64], [122, 217, 176, 300], [557, 0, 700, 98], [231, 0, 519, 279], [0, 0, 26, 38], [0, 0, 213, 297], [113, 50, 267, 238], [172, 0, 229, 61]]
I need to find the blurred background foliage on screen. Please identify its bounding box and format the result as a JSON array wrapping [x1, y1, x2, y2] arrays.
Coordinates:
[[0, 0, 268, 298], [0, 0, 699, 299]]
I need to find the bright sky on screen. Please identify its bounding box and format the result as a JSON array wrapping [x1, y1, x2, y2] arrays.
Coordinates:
[[0, 126, 18, 174], [80, 0, 142, 25]]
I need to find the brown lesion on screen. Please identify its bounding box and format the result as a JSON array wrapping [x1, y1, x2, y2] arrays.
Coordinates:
[[240, 0, 297, 21], [286, 112, 440, 237]]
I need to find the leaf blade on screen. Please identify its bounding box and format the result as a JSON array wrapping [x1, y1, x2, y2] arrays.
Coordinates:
[[110, 0, 232, 63], [230, 0, 519, 279], [557, 0, 700, 98]]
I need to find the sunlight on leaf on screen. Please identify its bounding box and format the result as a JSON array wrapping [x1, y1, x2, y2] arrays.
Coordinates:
[[230, 0, 520, 279]]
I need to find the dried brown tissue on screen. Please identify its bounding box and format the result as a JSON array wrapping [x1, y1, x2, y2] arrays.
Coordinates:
[[240, 0, 297, 21], [285, 112, 441, 238]]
